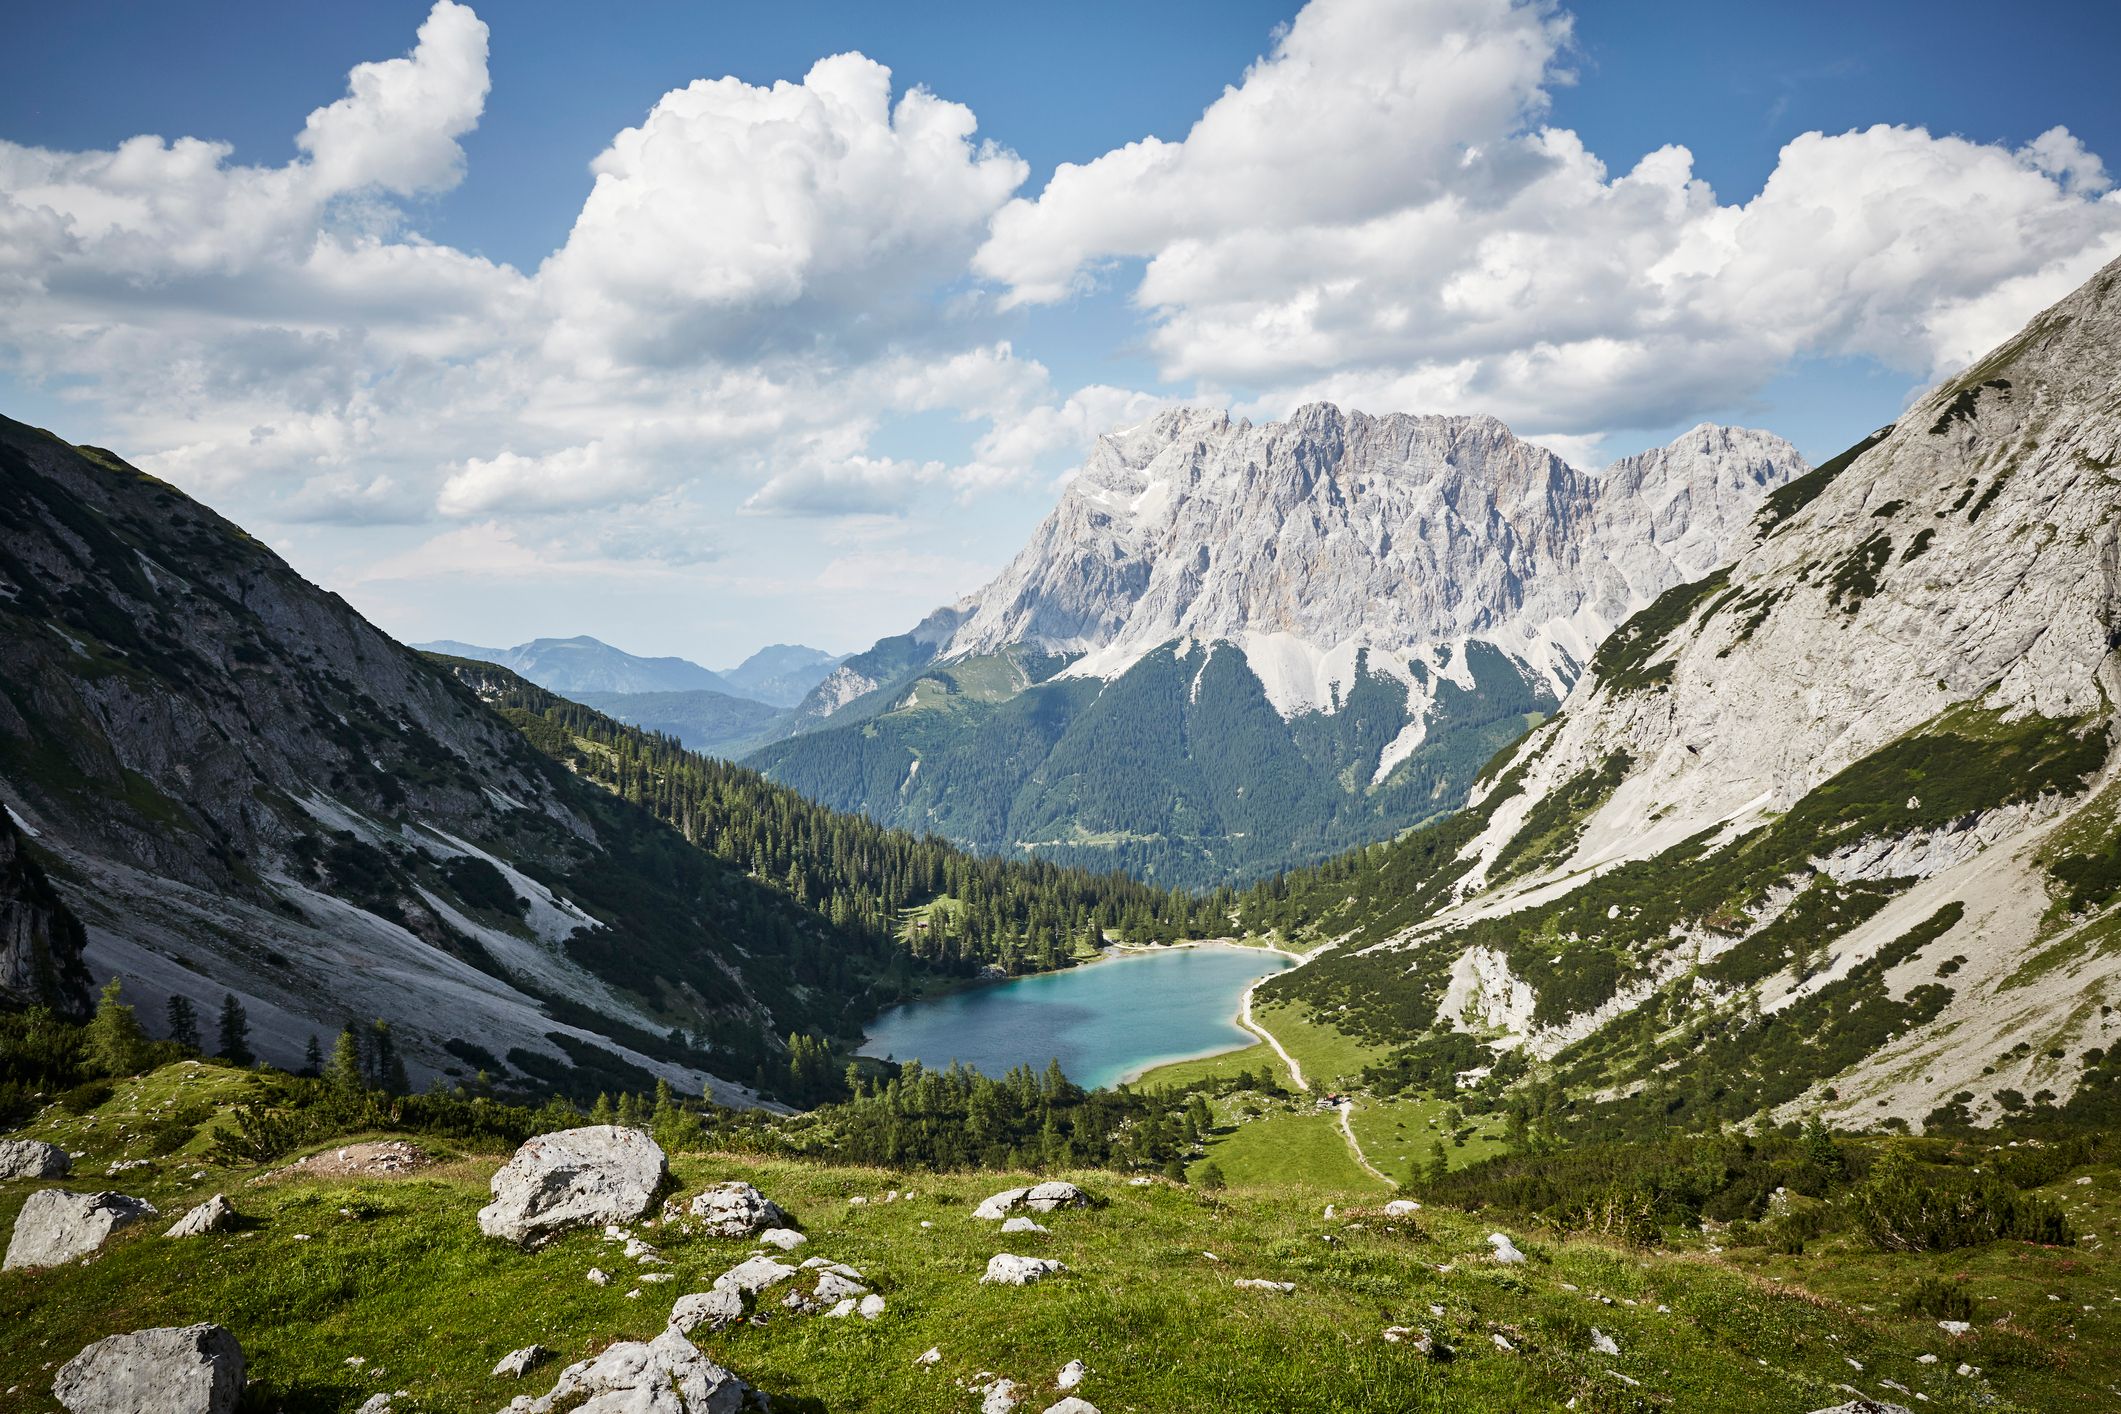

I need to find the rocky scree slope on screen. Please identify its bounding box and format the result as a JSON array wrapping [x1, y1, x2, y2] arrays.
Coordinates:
[[0, 419, 889, 1102], [755, 411, 1805, 887], [1258, 255, 2121, 1137]]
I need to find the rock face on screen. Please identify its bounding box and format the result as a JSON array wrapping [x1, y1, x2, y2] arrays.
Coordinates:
[[53, 1323, 244, 1414], [497, 1327, 758, 1414], [683, 1181, 790, 1238], [4, 1190, 156, 1270], [478, 1127, 667, 1245], [164, 1194, 237, 1238], [1261, 254, 2121, 1133], [754, 409, 1804, 887], [0, 1137, 71, 1180], [0, 800, 92, 1018], [982, 1253, 1066, 1286]]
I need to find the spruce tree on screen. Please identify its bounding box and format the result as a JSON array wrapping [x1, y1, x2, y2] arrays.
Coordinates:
[[215, 993, 254, 1066], [165, 993, 202, 1052], [87, 976, 151, 1077], [301, 1034, 324, 1077], [324, 1025, 365, 1095]]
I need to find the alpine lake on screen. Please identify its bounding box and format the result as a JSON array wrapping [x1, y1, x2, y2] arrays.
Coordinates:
[[857, 943, 1294, 1090]]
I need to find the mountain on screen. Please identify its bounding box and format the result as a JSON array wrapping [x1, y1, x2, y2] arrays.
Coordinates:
[[752, 411, 1807, 887], [413, 635, 737, 697], [717, 643, 847, 708], [0, 418, 1207, 1103], [1245, 254, 2121, 1139], [570, 688, 792, 758]]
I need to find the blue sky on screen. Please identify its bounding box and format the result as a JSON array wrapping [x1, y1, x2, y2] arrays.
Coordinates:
[[3, 0, 2118, 663]]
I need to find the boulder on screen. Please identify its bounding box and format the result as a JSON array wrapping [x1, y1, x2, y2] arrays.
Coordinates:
[[857, 1293, 885, 1320], [1056, 1360, 1086, 1389], [1043, 1401, 1099, 1414], [982, 1253, 1066, 1286], [496, 1327, 758, 1414], [1487, 1232, 1526, 1264], [684, 1181, 789, 1238], [478, 1127, 666, 1246], [492, 1346, 550, 1378], [670, 1289, 748, 1336], [0, 1137, 70, 1180], [1001, 1217, 1048, 1235], [5, 1190, 157, 1270], [1590, 1327, 1620, 1357], [164, 1195, 237, 1238], [973, 1182, 1090, 1220], [980, 1378, 1020, 1414], [756, 1227, 805, 1251], [53, 1324, 244, 1414], [1382, 1200, 1420, 1217], [813, 1270, 869, 1304], [712, 1254, 798, 1298]]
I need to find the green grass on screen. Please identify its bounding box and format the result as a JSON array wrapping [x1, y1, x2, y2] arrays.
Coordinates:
[[1343, 1096, 1510, 1185], [1190, 1105, 1389, 1194], [4, 1069, 2120, 1411], [1133, 1041, 1289, 1092], [1248, 999, 1392, 1092]]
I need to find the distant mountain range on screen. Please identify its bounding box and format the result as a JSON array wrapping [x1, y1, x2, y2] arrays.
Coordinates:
[[750, 413, 1807, 887], [410, 637, 845, 756]]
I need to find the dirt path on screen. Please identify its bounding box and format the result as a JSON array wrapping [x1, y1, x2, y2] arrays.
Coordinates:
[[1233, 943, 1393, 1188]]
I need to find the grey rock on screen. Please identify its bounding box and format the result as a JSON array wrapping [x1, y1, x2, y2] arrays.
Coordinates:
[[981, 1253, 1066, 1286], [979, 1378, 1020, 1414], [1590, 1327, 1620, 1356], [756, 1227, 805, 1251], [1022, 1181, 1090, 1212], [856, 1293, 885, 1320], [684, 1181, 789, 1238], [53, 1323, 244, 1414], [1232, 1279, 1295, 1294], [5, 1189, 157, 1270], [1802, 1404, 1912, 1414], [164, 1194, 237, 1238], [813, 1270, 869, 1304], [669, 1289, 748, 1336], [0, 1138, 70, 1180], [477, 1127, 666, 1245], [1001, 1216, 1049, 1234], [712, 1254, 798, 1297], [1056, 1360, 1086, 1389], [492, 1345, 550, 1378], [972, 1187, 1031, 1220], [1043, 1401, 1100, 1414], [1487, 1232, 1526, 1264], [495, 1326, 758, 1413]]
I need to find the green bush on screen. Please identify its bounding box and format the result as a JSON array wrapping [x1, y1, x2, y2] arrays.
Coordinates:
[[59, 1079, 114, 1114], [1850, 1146, 2073, 1252], [1899, 1275, 1976, 1321]]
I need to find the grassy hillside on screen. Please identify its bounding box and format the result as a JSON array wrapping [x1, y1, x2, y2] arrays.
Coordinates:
[[3, 1065, 2116, 1412]]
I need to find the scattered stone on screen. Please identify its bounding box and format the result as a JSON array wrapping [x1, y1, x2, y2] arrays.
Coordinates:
[[53, 1323, 244, 1414], [5, 1190, 157, 1270], [1591, 1328, 1620, 1357], [1233, 1279, 1295, 1294], [1056, 1360, 1086, 1390], [974, 1182, 1090, 1220], [814, 1270, 869, 1304], [714, 1254, 799, 1297], [496, 1326, 758, 1414], [1382, 1326, 1434, 1355], [980, 1378, 1020, 1414], [1491, 1333, 1514, 1352], [1938, 1321, 1971, 1336], [1042, 1400, 1098, 1414], [355, 1396, 393, 1414], [492, 1346, 550, 1379], [1001, 1217, 1049, 1235], [684, 1182, 791, 1239], [857, 1293, 886, 1320], [640, 1272, 674, 1284], [757, 1228, 806, 1251], [0, 1139, 70, 1180], [1323, 1205, 1336, 1219], [1382, 1200, 1420, 1217], [586, 1268, 611, 1287], [1487, 1233, 1527, 1264], [982, 1253, 1066, 1286], [164, 1195, 237, 1239], [258, 1140, 431, 1183], [670, 1289, 749, 1336], [1800, 1403, 1911, 1414], [477, 1127, 667, 1246], [914, 1347, 942, 1367]]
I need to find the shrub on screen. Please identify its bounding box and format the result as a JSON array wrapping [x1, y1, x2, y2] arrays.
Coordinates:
[[59, 1079, 113, 1114], [1899, 1275, 1976, 1321], [1850, 1146, 2073, 1252]]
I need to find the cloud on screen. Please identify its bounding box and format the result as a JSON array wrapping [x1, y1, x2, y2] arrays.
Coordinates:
[[295, 0, 490, 197], [976, 0, 2121, 435]]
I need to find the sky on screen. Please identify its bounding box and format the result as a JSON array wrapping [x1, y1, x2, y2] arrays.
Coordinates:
[[3, 1, 2118, 666]]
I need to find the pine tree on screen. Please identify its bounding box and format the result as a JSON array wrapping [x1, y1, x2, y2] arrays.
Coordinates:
[[301, 1034, 324, 1077], [87, 976, 151, 1076], [215, 992, 254, 1066], [325, 1024, 365, 1095], [165, 993, 202, 1052]]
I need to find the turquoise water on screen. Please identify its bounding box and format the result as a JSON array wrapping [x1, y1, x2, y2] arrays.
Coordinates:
[[858, 945, 1294, 1090]]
